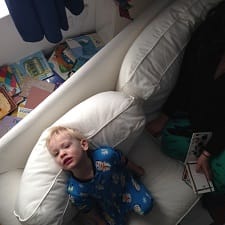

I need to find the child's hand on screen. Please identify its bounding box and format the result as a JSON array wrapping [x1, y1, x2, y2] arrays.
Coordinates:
[[127, 160, 145, 177], [134, 165, 145, 177]]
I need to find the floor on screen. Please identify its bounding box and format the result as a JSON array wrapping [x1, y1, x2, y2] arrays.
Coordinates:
[[180, 200, 213, 225]]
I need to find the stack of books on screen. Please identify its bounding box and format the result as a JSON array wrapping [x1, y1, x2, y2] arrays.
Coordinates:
[[0, 32, 105, 138]]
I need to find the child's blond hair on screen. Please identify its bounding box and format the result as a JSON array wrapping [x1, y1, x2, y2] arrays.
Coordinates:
[[46, 126, 85, 149]]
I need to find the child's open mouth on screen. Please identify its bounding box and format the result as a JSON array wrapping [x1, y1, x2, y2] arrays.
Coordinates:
[[63, 157, 73, 166]]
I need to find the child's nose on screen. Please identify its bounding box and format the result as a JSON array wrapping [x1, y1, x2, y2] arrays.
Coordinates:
[[60, 150, 67, 158]]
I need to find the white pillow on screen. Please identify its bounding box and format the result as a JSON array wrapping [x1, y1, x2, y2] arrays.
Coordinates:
[[116, 0, 222, 118], [14, 91, 145, 225], [0, 170, 23, 225]]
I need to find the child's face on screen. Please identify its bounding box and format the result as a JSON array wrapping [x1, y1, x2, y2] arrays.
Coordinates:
[[48, 132, 88, 171]]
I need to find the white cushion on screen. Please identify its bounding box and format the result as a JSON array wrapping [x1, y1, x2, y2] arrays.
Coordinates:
[[14, 91, 146, 225], [127, 131, 199, 225], [0, 170, 23, 225], [116, 0, 222, 118]]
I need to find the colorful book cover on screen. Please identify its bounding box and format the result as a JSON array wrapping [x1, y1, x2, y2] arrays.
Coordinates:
[[25, 86, 51, 109], [66, 33, 105, 74], [48, 42, 77, 80], [0, 115, 21, 138], [20, 77, 55, 98], [0, 65, 20, 95], [45, 72, 65, 89], [0, 86, 17, 119], [17, 105, 32, 118], [11, 51, 54, 84]]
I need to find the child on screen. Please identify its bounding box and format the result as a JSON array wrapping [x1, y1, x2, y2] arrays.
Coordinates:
[[46, 126, 153, 225]]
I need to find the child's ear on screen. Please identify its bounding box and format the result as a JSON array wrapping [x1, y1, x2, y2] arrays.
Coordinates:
[[80, 139, 89, 151]]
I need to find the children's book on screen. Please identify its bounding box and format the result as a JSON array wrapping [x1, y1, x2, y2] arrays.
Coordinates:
[[48, 42, 77, 80], [182, 132, 215, 194], [16, 104, 32, 119], [66, 33, 104, 74], [45, 72, 65, 89], [0, 86, 17, 120], [20, 77, 55, 98], [11, 51, 53, 85], [0, 115, 21, 138], [24, 86, 51, 109], [0, 65, 20, 95]]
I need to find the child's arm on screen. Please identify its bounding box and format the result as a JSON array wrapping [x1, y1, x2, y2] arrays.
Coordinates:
[[123, 156, 145, 177], [86, 208, 107, 225]]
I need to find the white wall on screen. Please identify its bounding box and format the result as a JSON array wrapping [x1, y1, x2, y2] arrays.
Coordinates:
[[96, 0, 151, 43]]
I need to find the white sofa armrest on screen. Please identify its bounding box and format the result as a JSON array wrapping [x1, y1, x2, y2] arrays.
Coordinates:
[[0, 0, 175, 174]]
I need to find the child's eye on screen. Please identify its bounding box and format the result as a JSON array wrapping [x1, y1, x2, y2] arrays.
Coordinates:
[[64, 143, 71, 148], [53, 151, 59, 157]]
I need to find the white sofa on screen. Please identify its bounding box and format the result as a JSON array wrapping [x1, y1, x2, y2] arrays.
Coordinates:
[[0, 0, 222, 225]]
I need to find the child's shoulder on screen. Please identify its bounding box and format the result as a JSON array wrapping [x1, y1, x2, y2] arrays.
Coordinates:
[[93, 146, 115, 155], [92, 146, 121, 161]]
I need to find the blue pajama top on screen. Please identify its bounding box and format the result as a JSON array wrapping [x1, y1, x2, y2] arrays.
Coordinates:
[[67, 146, 153, 224]]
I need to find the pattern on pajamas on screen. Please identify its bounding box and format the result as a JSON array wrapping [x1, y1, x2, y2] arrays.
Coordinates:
[[67, 146, 153, 225]]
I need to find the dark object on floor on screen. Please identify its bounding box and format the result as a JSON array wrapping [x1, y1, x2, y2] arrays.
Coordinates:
[[202, 192, 225, 225]]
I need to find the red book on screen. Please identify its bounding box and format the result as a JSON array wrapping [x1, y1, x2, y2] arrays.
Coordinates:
[[25, 86, 51, 109]]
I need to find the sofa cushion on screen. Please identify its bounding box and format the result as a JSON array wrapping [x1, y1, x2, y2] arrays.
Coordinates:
[[14, 91, 145, 225], [116, 0, 222, 119], [0, 170, 23, 225], [127, 131, 199, 225]]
